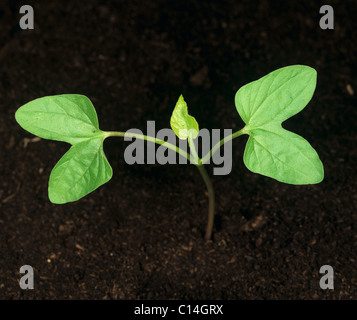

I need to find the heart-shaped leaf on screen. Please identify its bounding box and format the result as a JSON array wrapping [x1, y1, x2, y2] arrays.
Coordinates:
[[48, 138, 112, 204], [235, 65, 324, 184], [170, 95, 199, 140]]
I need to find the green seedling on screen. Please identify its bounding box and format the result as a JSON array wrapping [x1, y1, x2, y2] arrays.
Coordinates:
[[15, 65, 324, 240]]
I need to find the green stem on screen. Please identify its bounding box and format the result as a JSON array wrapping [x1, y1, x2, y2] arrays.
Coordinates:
[[188, 136, 215, 240], [201, 127, 247, 164], [188, 136, 200, 165], [196, 164, 215, 240]]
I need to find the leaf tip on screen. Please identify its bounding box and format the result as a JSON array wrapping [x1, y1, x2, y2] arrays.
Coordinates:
[[14, 104, 26, 128], [48, 187, 67, 205], [311, 159, 324, 184], [176, 94, 187, 110]]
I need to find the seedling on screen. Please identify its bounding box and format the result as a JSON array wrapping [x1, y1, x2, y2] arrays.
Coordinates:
[[15, 65, 324, 240]]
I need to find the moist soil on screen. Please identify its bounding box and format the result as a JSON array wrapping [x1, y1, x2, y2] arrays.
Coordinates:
[[0, 0, 356, 299]]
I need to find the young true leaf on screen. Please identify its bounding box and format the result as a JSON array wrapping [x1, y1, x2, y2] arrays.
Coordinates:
[[235, 65, 324, 184], [49, 138, 112, 204], [170, 95, 199, 140], [15, 94, 101, 145]]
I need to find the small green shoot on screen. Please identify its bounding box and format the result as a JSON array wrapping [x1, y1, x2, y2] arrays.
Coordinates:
[[15, 65, 324, 240]]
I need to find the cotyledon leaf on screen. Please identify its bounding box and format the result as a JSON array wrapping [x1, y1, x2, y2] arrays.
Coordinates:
[[15, 94, 101, 145], [48, 137, 113, 204], [170, 95, 199, 140], [235, 65, 324, 184]]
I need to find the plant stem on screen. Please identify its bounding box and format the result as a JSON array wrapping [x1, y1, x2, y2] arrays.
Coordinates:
[[201, 127, 247, 164], [188, 136, 199, 165], [187, 136, 215, 240], [196, 164, 215, 240]]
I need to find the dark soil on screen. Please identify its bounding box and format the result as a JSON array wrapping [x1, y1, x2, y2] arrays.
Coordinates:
[[0, 0, 356, 299]]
